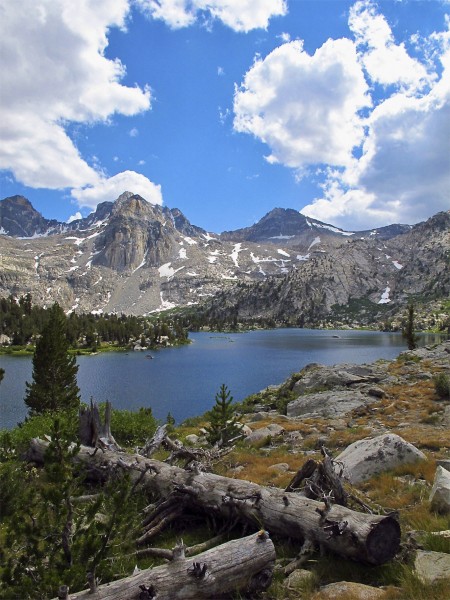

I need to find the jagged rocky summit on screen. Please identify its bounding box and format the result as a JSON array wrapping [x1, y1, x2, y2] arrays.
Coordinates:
[[0, 193, 449, 326]]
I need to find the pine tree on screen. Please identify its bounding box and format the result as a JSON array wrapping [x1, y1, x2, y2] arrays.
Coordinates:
[[206, 384, 241, 447], [25, 303, 80, 415], [0, 367, 4, 383], [403, 302, 418, 351]]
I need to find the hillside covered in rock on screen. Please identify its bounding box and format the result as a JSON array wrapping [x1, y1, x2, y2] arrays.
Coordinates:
[[0, 193, 448, 329]]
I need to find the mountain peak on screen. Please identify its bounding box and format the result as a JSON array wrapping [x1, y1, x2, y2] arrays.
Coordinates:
[[0, 194, 59, 237]]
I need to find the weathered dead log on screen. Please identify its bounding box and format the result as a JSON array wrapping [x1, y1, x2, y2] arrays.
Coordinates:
[[134, 533, 234, 560], [298, 448, 348, 507], [29, 439, 401, 565], [53, 532, 275, 599], [285, 458, 318, 493], [140, 425, 230, 472], [140, 424, 168, 457]]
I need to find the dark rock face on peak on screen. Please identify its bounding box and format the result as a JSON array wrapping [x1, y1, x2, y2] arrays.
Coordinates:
[[170, 207, 206, 238], [0, 195, 60, 237], [220, 207, 357, 245], [358, 223, 412, 239], [221, 208, 312, 242], [69, 202, 114, 231], [221, 207, 411, 244]]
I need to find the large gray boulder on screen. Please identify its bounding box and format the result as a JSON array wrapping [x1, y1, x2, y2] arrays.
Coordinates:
[[414, 550, 450, 583], [292, 363, 385, 396], [335, 434, 426, 484], [244, 427, 273, 446], [429, 465, 450, 514], [287, 390, 368, 419]]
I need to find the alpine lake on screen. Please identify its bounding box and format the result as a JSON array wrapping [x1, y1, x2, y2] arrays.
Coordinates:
[[0, 328, 445, 430]]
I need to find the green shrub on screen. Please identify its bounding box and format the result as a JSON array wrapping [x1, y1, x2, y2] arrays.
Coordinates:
[[433, 373, 450, 399], [109, 406, 158, 447], [0, 410, 78, 458]]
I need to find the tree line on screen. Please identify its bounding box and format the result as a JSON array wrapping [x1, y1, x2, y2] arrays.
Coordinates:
[[0, 295, 188, 350]]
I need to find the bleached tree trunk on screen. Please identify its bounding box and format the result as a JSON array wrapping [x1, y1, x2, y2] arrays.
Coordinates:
[[28, 439, 400, 566], [79, 400, 120, 451], [55, 533, 275, 599]]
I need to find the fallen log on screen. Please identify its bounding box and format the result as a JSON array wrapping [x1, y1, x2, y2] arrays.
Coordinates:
[[28, 439, 400, 566], [53, 533, 275, 599]]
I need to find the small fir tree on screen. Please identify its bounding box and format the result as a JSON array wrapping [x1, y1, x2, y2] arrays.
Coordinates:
[[25, 303, 80, 415], [403, 302, 419, 350], [206, 384, 241, 447]]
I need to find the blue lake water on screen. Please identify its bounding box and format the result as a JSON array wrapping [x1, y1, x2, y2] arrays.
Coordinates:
[[0, 329, 442, 430]]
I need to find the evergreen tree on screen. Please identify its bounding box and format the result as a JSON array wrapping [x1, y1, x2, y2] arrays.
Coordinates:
[[25, 303, 80, 415], [0, 368, 4, 383], [403, 302, 419, 350], [206, 384, 241, 447]]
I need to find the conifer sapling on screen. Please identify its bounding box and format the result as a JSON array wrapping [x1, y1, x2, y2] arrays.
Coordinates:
[[206, 384, 241, 447]]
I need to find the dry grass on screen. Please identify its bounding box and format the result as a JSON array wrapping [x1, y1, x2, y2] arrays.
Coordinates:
[[218, 445, 312, 487], [383, 565, 450, 600], [326, 426, 374, 451], [358, 459, 450, 532]]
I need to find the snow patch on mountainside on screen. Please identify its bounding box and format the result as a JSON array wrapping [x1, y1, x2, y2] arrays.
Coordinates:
[[315, 223, 354, 236], [230, 243, 243, 267], [183, 236, 197, 245], [378, 287, 391, 304], [159, 263, 185, 279]]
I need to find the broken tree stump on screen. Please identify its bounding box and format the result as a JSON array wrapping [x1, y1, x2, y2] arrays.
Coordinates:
[[53, 532, 275, 599], [79, 400, 121, 452], [28, 439, 401, 566]]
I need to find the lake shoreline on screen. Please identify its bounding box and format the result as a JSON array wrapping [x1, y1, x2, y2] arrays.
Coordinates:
[[1, 329, 446, 431]]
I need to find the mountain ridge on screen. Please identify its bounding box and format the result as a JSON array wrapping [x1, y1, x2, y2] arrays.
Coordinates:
[[1, 194, 412, 241], [0, 194, 448, 329]]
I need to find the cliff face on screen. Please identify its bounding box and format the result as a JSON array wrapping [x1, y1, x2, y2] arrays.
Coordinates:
[[0, 193, 448, 324], [91, 193, 175, 272]]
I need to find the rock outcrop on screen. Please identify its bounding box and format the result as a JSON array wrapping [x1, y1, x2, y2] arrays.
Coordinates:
[[312, 581, 388, 600], [287, 390, 369, 419]]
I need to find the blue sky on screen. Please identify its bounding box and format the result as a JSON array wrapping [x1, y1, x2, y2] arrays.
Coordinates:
[[1, 0, 449, 233]]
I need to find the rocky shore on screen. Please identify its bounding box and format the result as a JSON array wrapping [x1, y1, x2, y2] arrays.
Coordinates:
[[183, 340, 450, 598]]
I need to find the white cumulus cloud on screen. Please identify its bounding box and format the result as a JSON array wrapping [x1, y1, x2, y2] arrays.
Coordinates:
[[136, 0, 287, 32], [67, 212, 83, 223], [349, 0, 434, 93], [0, 0, 151, 192], [233, 39, 371, 170], [71, 171, 163, 209], [234, 1, 450, 229]]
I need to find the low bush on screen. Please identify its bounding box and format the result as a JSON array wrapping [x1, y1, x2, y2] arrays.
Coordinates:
[[433, 372, 450, 399]]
